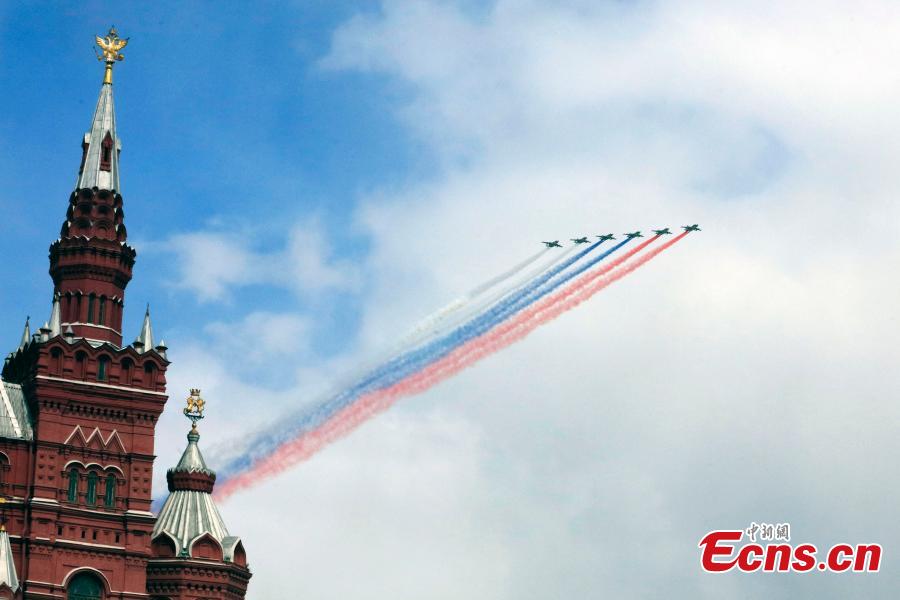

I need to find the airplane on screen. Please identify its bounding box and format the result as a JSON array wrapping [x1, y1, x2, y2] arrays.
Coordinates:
[[625, 231, 643, 239], [653, 228, 672, 236], [542, 240, 562, 248], [683, 224, 701, 232], [571, 237, 590, 244], [596, 234, 615, 242]]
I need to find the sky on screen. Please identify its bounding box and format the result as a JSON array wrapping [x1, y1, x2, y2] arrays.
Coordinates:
[[2, 1, 900, 598]]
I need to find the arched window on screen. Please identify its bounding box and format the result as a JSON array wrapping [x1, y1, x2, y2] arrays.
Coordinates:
[[86, 294, 96, 324], [144, 363, 157, 388], [98, 297, 106, 326], [104, 473, 116, 508], [0, 454, 9, 491], [74, 352, 87, 380], [120, 358, 133, 385], [67, 572, 103, 600], [86, 472, 98, 506], [50, 348, 63, 375], [100, 132, 114, 172], [67, 470, 79, 502], [97, 356, 109, 382]]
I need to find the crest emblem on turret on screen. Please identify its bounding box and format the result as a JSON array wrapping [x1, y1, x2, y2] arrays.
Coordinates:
[[184, 388, 205, 429]]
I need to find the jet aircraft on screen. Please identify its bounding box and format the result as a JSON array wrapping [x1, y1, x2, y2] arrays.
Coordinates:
[[596, 234, 615, 242], [571, 237, 590, 244], [653, 228, 672, 235], [543, 240, 562, 248], [625, 231, 643, 239], [682, 224, 701, 232]]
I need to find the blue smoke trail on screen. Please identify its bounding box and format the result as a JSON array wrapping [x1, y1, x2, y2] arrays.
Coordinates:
[[217, 238, 630, 479]]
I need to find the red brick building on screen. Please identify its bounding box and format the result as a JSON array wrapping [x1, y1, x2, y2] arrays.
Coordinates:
[[0, 30, 250, 600]]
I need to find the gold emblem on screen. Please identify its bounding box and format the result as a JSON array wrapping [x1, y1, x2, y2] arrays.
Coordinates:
[[184, 388, 206, 430], [95, 27, 128, 84], [96, 27, 128, 62]]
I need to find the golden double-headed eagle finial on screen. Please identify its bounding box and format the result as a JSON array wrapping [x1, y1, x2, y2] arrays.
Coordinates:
[[95, 27, 128, 84]]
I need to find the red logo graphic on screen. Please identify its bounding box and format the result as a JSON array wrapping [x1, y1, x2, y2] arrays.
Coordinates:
[[699, 524, 881, 573]]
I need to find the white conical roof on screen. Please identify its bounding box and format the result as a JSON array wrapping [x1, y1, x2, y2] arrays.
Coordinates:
[[76, 78, 121, 192]]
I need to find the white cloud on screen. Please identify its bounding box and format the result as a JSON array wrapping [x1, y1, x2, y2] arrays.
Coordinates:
[[160, 217, 361, 302], [159, 2, 900, 598]]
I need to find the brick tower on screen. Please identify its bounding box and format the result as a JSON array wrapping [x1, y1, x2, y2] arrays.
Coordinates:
[[0, 29, 249, 600]]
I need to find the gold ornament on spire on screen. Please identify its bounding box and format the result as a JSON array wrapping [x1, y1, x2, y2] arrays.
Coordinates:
[[183, 388, 206, 431], [95, 26, 128, 85]]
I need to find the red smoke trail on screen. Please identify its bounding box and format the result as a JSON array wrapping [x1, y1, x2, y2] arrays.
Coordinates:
[[215, 233, 689, 500]]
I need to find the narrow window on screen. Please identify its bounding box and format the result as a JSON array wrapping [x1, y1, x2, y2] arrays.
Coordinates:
[[104, 473, 116, 507], [97, 356, 109, 382], [100, 132, 114, 171], [50, 348, 63, 375], [86, 472, 98, 506], [144, 363, 157, 387], [86, 294, 96, 323], [75, 352, 87, 379], [98, 297, 106, 326], [121, 359, 133, 385], [67, 470, 79, 502]]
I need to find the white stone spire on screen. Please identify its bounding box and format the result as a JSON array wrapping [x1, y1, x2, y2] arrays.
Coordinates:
[[49, 293, 61, 337], [18, 318, 30, 350], [75, 71, 121, 191], [134, 305, 154, 353], [0, 526, 18, 593]]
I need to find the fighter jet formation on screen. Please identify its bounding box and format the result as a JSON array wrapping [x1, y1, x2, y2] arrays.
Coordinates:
[[540, 225, 700, 247]]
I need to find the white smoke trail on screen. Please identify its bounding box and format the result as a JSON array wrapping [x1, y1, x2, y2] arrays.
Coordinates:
[[399, 244, 578, 349]]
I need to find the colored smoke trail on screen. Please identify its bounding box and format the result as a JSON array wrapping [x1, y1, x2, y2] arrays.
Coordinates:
[[216, 238, 621, 476], [397, 246, 559, 347], [215, 232, 689, 500]]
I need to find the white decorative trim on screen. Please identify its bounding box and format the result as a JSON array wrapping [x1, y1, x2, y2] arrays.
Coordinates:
[[28, 497, 59, 506], [63, 425, 86, 447], [35, 375, 167, 397], [64, 426, 129, 454], [60, 322, 122, 335], [104, 430, 126, 453]]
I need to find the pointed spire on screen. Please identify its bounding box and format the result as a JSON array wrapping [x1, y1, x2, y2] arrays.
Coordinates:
[[76, 76, 120, 191], [49, 293, 61, 337], [155, 339, 168, 360], [134, 304, 153, 353], [76, 27, 128, 193], [18, 317, 30, 350]]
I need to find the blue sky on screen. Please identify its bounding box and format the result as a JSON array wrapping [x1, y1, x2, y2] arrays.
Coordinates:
[[3, 2, 900, 599], [0, 1, 422, 356]]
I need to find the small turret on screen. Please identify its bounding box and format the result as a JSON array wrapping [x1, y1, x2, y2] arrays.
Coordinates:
[[17, 318, 30, 351], [148, 390, 251, 599], [134, 305, 154, 353], [49, 293, 61, 337]]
